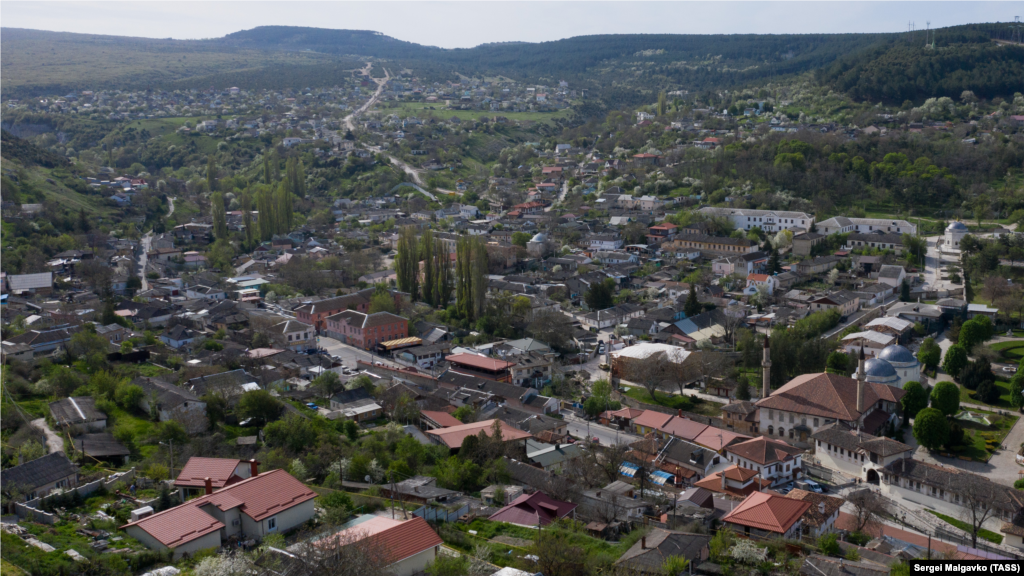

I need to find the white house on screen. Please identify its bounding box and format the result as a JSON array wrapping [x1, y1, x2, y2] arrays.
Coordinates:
[[159, 325, 197, 349], [184, 285, 227, 300], [810, 423, 913, 483], [815, 217, 917, 236], [744, 274, 778, 296], [876, 265, 906, 288]]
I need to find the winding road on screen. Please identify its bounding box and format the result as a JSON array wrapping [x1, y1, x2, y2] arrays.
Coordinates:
[[343, 64, 390, 132], [138, 196, 174, 291]]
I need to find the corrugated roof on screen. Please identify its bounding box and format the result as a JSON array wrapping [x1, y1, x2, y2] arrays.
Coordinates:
[[123, 498, 225, 547], [723, 492, 811, 534], [315, 515, 442, 565], [420, 410, 463, 428], [488, 492, 577, 526], [174, 457, 244, 489], [445, 353, 514, 371]]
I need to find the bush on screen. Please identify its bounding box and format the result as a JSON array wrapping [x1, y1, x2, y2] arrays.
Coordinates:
[[817, 532, 840, 556], [1013, 478, 1024, 490], [115, 383, 145, 412]]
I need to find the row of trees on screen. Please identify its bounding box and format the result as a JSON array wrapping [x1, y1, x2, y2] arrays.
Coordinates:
[[395, 228, 489, 320]]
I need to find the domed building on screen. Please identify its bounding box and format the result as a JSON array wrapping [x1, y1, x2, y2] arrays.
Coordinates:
[[877, 344, 921, 386], [945, 221, 968, 252], [863, 358, 900, 387], [527, 232, 548, 257]]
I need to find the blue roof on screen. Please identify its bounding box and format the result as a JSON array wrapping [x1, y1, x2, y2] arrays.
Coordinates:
[[879, 345, 915, 364], [864, 358, 897, 378]]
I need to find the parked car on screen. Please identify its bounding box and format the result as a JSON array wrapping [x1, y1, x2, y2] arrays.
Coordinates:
[[799, 479, 823, 493], [306, 402, 318, 410]]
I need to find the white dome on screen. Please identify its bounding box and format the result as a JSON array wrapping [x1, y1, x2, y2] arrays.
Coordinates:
[[530, 232, 547, 243]]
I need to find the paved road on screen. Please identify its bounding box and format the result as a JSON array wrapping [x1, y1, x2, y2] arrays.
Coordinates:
[[32, 418, 64, 453], [563, 413, 638, 446]]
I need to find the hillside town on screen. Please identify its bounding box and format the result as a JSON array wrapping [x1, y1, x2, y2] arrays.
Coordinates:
[[5, 37, 1024, 576]]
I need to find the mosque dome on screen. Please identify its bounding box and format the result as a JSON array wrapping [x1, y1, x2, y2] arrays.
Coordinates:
[[878, 345, 916, 365], [864, 358, 897, 378]]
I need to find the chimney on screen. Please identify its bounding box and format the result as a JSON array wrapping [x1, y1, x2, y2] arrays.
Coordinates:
[[678, 408, 682, 417], [721, 472, 727, 491], [204, 477, 213, 495], [250, 459, 259, 477], [597, 491, 602, 498], [762, 336, 771, 399], [818, 501, 826, 515], [641, 536, 647, 549]]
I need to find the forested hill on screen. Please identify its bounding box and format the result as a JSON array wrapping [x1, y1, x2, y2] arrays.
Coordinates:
[[0, 130, 69, 168], [219, 26, 893, 94], [817, 24, 1024, 103]]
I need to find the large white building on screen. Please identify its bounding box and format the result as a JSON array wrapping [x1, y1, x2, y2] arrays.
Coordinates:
[[815, 216, 917, 236], [698, 207, 813, 234]]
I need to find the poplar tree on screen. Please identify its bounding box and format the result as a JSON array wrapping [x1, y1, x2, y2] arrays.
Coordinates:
[[435, 238, 453, 308], [395, 227, 419, 300], [456, 236, 473, 319], [274, 182, 293, 233], [256, 184, 275, 241], [263, 155, 272, 185], [420, 229, 436, 306], [212, 192, 227, 240], [472, 237, 488, 320], [206, 156, 216, 193], [241, 193, 255, 249]]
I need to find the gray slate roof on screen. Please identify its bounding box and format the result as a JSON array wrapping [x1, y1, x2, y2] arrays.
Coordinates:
[[49, 396, 106, 426], [1, 452, 77, 492], [615, 528, 712, 571]]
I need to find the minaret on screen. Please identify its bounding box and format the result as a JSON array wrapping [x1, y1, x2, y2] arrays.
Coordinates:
[[762, 335, 771, 399], [856, 345, 866, 429]]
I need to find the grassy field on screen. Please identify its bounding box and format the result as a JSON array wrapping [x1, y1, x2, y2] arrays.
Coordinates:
[[377, 101, 571, 124], [959, 378, 1015, 409], [989, 340, 1024, 361], [620, 386, 724, 418], [926, 510, 1003, 544], [942, 405, 1019, 461]]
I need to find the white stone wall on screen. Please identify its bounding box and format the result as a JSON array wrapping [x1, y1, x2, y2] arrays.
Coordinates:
[[390, 547, 440, 576]]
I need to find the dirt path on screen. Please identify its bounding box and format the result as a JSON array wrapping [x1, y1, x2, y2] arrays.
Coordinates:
[[31, 418, 64, 454], [343, 65, 390, 132]]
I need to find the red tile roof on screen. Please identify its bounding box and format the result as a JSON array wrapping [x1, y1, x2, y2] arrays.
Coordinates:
[[633, 410, 673, 430], [421, 410, 463, 428], [317, 515, 442, 564], [424, 419, 532, 449], [488, 492, 577, 526], [723, 492, 811, 534], [445, 353, 514, 372], [693, 427, 751, 452], [659, 417, 708, 441], [123, 469, 316, 548], [174, 457, 243, 489], [755, 372, 905, 422], [726, 437, 803, 466]]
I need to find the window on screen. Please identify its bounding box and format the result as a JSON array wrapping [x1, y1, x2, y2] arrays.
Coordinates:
[[769, 410, 774, 420], [268, 517, 277, 531], [789, 414, 794, 424], [813, 418, 819, 427], [778, 427, 785, 437], [789, 429, 794, 439], [768, 426, 774, 435]]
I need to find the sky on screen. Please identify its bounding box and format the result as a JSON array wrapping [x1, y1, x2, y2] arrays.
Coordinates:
[[2, 1, 1023, 49]]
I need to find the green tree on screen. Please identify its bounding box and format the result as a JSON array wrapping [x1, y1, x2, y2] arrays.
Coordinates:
[[657, 91, 667, 116], [114, 383, 144, 412], [395, 226, 420, 300], [420, 229, 436, 306], [976, 380, 1000, 404], [900, 279, 911, 302], [913, 408, 950, 450], [683, 286, 701, 317], [767, 246, 781, 274], [1010, 373, 1024, 409], [958, 319, 988, 350], [155, 420, 188, 444], [585, 278, 616, 311], [960, 358, 994, 392], [238, 389, 282, 425], [901, 381, 929, 419], [241, 193, 255, 249], [368, 286, 397, 314], [826, 352, 849, 375], [311, 371, 344, 397], [735, 376, 751, 401], [817, 532, 840, 556], [942, 344, 969, 380], [434, 236, 453, 307], [211, 192, 227, 240], [917, 338, 941, 370], [343, 419, 360, 442], [930, 381, 960, 416], [661, 556, 689, 576], [206, 155, 217, 193], [511, 231, 532, 248], [452, 405, 475, 422]]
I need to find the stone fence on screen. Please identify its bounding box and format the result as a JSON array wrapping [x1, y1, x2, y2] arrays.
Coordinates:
[[15, 468, 136, 525]]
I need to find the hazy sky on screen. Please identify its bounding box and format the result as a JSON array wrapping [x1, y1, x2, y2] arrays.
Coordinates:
[[3, 1, 1022, 49]]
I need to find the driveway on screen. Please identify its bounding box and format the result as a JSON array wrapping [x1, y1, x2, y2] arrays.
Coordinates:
[[317, 335, 400, 371], [31, 418, 64, 453]]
